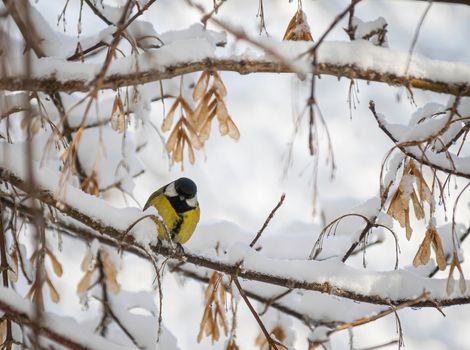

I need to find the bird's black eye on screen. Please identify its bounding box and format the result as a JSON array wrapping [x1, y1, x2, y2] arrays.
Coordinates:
[[174, 177, 197, 198]]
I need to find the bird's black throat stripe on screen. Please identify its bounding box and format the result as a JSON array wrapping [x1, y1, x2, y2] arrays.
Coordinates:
[[171, 218, 183, 239], [167, 195, 194, 213]]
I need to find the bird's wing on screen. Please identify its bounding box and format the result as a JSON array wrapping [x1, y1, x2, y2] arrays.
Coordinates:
[[143, 186, 165, 211]]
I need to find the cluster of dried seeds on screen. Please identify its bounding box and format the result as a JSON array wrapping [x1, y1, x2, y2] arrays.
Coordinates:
[[26, 247, 63, 310], [387, 159, 448, 274], [447, 253, 466, 294], [387, 159, 431, 240], [162, 71, 239, 167], [77, 246, 120, 295], [197, 271, 228, 344], [413, 224, 446, 271]]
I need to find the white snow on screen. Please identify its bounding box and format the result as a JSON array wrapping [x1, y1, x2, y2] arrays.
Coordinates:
[[0, 286, 134, 350], [2, 39, 470, 92]]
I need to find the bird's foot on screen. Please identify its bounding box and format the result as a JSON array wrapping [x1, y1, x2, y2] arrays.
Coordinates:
[[153, 238, 163, 252], [174, 243, 185, 256]]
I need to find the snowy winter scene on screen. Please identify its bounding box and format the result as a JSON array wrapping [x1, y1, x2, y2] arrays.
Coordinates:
[[1, 0, 470, 349]]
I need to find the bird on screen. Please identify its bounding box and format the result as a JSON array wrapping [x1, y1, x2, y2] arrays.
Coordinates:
[[143, 177, 200, 245]]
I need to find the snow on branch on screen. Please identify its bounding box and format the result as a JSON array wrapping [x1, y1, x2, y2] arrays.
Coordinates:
[[1, 40, 470, 97], [0, 195, 389, 329], [370, 100, 470, 179], [1, 151, 470, 308], [0, 286, 133, 350]]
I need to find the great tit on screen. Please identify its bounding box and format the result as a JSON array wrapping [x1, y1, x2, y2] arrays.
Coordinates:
[[143, 177, 200, 245]]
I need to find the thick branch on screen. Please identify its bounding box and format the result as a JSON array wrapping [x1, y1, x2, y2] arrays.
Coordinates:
[[1, 197, 384, 330], [1, 58, 470, 97], [1, 166, 470, 308]]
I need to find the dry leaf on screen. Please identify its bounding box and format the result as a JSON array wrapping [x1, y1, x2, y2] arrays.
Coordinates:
[[432, 233, 447, 271], [80, 252, 94, 272], [226, 118, 240, 140], [81, 171, 100, 197], [187, 138, 195, 164], [413, 232, 431, 267], [183, 119, 203, 150], [102, 251, 121, 294], [162, 98, 180, 132], [46, 248, 63, 277], [173, 132, 184, 163], [216, 100, 230, 122], [410, 191, 425, 220], [165, 120, 182, 153], [446, 253, 466, 294], [283, 10, 314, 41], [197, 272, 228, 344], [46, 278, 60, 303], [180, 97, 194, 120], [255, 325, 286, 350], [387, 159, 431, 240], [193, 72, 210, 101], [213, 72, 227, 97], [413, 225, 446, 270], [110, 94, 126, 133], [77, 270, 94, 294], [409, 161, 432, 203], [226, 339, 240, 350], [163, 72, 240, 167], [26, 281, 45, 311]]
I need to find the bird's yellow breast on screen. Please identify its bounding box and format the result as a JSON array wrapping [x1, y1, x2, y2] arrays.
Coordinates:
[[147, 194, 200, 244]]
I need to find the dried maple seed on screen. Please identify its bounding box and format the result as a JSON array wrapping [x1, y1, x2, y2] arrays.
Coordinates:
[[446, 253, 466, 294], [110, 94, 126, 133], [413, 225, 446, 271], [197, 272, 228, 344], [283, 9, 314, 41], [387, 159, 431, 240]]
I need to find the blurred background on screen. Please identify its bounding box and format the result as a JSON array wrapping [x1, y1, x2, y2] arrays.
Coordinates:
[[20, 0, 470, 349]]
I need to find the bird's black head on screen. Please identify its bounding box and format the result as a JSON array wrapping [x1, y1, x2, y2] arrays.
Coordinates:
[[174, 177, 197, 199]]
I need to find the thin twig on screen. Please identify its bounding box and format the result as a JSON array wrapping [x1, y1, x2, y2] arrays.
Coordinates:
[[307, 0, 362, 56], [250, 193, 285, 247], [370, 100, 470, 180], [0, 203, 13, 350], [233, 277, 286, 350], [83, 0, 113, 25], [329, 291, 429, 334], [404, 1, 433, 76]]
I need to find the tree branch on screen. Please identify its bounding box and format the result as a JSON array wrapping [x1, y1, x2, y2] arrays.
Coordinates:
[[1, 165, 470, 308], [1, 57, 469, 97], [0, 289, 129, 350], [370, 100, 470, 180]]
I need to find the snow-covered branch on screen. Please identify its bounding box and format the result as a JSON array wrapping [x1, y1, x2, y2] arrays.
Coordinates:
[[1, 159, 469, 308], [2, 41, 470, 97], [370, 100, 470, 180], [0, 286, 132, 350]]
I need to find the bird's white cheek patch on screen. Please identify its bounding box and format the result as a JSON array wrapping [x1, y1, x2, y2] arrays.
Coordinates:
[[186, 196, 198, 208], [165, 182, 178, 197]]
